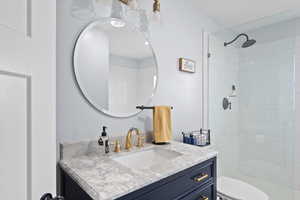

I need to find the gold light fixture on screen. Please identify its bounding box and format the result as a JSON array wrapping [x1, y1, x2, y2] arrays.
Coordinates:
[[70, 0, 161, 23], [118, 0, 129, 4], [152, 0, 161, 22], [153, 0, 160, 13]]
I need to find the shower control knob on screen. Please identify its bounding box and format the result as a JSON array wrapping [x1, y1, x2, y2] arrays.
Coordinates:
[[223, 97, 232, 110]]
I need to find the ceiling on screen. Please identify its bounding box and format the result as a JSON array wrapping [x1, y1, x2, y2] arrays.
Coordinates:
[[196, 0, 300, 31]]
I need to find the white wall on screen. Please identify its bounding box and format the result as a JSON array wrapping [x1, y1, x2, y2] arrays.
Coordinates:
[[57, 0, 220, 143]]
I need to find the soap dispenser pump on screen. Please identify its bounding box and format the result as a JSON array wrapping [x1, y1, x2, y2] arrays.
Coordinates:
[[98, 126, 107, 145], [98, 126, 109, 154]]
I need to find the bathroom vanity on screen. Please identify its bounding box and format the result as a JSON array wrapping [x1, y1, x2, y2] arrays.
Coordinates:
[[59, 141, 217, 200], [62, 16, 218, 200]]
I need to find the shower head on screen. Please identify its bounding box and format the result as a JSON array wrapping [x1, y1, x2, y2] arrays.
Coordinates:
[[224, 33, 256, 48], [242, 39, 256, 48]]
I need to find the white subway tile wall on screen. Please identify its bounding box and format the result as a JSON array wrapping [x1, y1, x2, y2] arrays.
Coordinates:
[[211, 18, 300, 200]]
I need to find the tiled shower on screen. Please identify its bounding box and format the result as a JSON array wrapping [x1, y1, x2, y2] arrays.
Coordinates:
[[210, 18, 300, 200]]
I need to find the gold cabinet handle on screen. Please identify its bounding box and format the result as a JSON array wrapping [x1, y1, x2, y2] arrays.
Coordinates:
[[199, 196, 208, 200], [194, 173, 209, 182]]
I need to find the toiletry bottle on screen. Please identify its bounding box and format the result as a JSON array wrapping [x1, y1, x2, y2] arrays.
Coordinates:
[[98, 126, 107, 145], [105, 140, 110, 154], [98, 126, 110, 153]]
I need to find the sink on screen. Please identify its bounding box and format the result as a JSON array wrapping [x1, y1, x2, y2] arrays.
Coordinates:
[[112, 148, 182, 170]]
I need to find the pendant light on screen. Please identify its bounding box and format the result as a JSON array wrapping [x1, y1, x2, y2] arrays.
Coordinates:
[[110, 0, 126, 28]]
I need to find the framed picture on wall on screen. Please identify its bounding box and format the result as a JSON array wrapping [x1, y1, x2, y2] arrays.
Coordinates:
[[179, 58, 196, 73]]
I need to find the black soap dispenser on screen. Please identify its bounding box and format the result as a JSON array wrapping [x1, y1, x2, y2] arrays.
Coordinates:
[[98, 126, 107, 146], [98, 126, 110, 154]]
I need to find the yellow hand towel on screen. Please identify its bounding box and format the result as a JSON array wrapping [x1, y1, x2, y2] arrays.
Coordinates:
[[153, 106, 172, 143]]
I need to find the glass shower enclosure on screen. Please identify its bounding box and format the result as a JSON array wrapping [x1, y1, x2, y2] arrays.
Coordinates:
[[209, 17, 300, 200]]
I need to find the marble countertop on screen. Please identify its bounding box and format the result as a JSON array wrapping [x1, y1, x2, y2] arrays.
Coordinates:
[[59, 141, 218, 200]]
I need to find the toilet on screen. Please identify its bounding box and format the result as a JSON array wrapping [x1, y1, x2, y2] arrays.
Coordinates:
[[217, 176, 269, 200]]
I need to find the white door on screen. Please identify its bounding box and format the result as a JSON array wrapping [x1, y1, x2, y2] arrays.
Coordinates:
[[0, 0, 57, 200]]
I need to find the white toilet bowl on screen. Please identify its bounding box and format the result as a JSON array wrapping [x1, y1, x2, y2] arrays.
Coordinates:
[[217, 176, 269, 200]]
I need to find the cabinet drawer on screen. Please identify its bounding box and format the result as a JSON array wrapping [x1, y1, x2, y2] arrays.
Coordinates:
[[180, 182, 215, 200], [186, 160, 214, 186], [135, 173, 199, 200], [117, 157, 216, 200]]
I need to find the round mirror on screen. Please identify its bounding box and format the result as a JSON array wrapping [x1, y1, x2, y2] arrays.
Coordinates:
[[73, 19, 158, 117]]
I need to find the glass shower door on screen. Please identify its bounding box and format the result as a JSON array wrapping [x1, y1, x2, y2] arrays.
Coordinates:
[[209, 18, 300, 200]]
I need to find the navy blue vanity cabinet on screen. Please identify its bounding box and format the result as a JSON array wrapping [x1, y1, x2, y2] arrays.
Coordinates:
[[60, 169, 93, 200], [118, 157, 217, 200], [61, 157, 217, 200]]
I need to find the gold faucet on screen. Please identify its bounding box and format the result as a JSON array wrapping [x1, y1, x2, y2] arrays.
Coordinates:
[[125, 127, 143, 150]]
